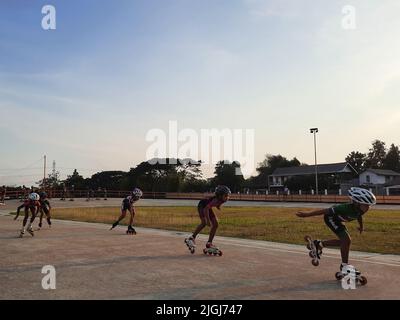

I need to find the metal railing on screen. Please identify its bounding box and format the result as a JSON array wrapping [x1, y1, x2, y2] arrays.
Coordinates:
[[2, 190, 400, 205], [162, 192, 400, 204]]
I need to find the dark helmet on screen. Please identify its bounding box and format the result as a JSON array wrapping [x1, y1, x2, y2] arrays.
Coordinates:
[[215, 185, 231, 197], [39, 192, 47, 199]]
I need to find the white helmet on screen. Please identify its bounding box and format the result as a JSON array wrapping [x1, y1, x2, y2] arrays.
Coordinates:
[[28, 193, 40, 201], [131, 188, 143, 199], [348, 187, 376, 206]]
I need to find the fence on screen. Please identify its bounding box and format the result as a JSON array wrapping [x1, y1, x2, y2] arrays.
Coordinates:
[[1, 190, 167, 201], [3, 190, 400, 205], [164, 192, 400, 204]]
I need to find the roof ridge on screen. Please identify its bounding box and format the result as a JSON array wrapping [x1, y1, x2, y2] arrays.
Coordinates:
[[270, 162, 356, 177]]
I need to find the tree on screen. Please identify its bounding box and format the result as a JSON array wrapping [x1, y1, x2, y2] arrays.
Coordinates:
[[181, 178, 209, 192], [36, 169, 61, 190], [247, 154, 303, 189], [383, 144, 400, 172], [345, 151, 366, 173], [212, 160, 245, 192], [64, 169, 87, 189], [365, 140, 387, 169], [176, 159, 203, 181], [90, 171, 126, 190], [257, 155, 301, 176], [121, 158, 205, 192]]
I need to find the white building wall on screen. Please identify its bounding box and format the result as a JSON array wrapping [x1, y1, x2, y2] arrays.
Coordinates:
[[359, 172, 386, 185]]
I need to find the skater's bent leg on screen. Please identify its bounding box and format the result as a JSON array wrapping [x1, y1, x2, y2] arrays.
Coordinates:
[[323, 215, 350, 262], [45, 209, 52, 226], [129, 208, 135, 226], [30, 208, 37, 224], [208, 216, 219, 243], [192, 217, 207, 238], [115, 210, 127, 224], [39, 210, 44, 226], [27, 208, 37, 229], [111, 210, 127, 229], [321, 239, 341, 247], [323, 218, 351, 263], [22, 211, 29, 227], [340, 234, 351, 264]]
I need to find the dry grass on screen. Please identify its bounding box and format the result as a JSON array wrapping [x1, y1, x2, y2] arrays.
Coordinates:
[[43, 206, 400, 254]]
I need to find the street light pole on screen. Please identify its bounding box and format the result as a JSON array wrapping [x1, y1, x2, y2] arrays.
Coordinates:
[[310, 128, 319, 195], [43, 155, 46, 191]]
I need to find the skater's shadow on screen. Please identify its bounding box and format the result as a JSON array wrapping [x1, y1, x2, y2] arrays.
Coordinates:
[[43, 254, 211, 271], [269, 280, 343, 294], [0, 235, 28, 240]]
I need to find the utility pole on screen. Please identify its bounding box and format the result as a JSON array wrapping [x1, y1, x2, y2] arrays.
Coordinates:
[[310, 128, 319, 195], [43, 155, 47, 191]]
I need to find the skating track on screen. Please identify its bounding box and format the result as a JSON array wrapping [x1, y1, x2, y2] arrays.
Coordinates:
[[1, 199, 399, 300]]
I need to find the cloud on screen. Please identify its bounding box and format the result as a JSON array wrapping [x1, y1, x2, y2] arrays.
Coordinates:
[[245, 0, 301, 19], [202, 47, 241, 68], [249, 9, 298, 18]]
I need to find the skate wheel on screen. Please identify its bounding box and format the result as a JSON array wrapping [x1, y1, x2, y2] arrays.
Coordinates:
[[359, 276, 367, 286], [203, 249, 207, 255], [312, 259, 319, 267], [335, 272, 343, 280], [218, 251, 223, 256]]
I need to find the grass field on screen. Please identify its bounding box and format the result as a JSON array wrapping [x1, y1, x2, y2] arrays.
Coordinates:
[[28, 206, 400, 254]]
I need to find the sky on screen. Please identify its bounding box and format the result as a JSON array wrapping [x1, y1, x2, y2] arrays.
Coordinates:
[[1, 0, 400, 186]]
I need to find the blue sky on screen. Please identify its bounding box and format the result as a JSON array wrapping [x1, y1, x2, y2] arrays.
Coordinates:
[[1, 0, 400, 185]]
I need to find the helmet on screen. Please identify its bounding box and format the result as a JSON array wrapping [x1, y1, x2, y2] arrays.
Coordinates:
[[131, 188, 143, 199], [348, 187, 376, 206], [28, 193, 40, 201], [215, 185, 231, 197], [39, 192, 47, 199]]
